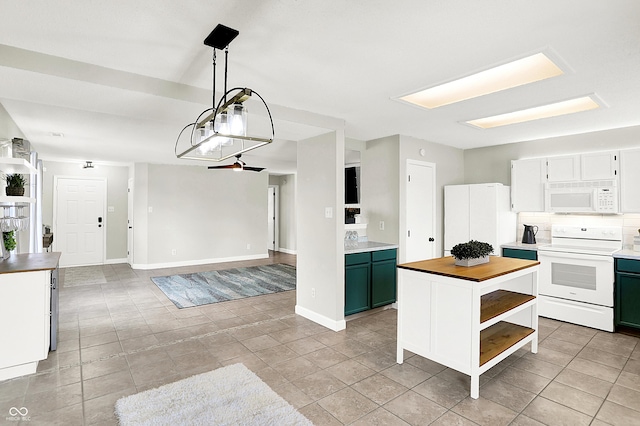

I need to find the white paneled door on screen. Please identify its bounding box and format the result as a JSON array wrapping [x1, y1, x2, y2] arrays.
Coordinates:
[[54, 177, 106, 267], [405, 160, 436, 263]]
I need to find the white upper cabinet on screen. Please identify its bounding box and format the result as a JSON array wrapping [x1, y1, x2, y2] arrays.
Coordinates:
[[620, 149, 640, 213], [547, 155, 581, 182], [581, 151, 619, 180], [510, 158, 546, 212]]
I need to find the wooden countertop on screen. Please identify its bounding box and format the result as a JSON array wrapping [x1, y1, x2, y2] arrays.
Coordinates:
[[397, 256, 539, 282], [0, 252, 61, 274]]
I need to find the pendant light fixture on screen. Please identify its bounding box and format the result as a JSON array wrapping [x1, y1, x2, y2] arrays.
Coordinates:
[[175, 24, 274, 162]]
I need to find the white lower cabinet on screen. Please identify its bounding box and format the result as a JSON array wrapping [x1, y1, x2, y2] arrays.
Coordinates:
[[0, 270, 52, 380]]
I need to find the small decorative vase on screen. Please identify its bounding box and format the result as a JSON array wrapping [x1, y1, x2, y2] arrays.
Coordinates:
[[5, 187, 24, 196], [454, 256, 490, 267]]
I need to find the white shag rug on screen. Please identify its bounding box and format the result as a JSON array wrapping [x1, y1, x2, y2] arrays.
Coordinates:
[[114, 363, 313, 426]]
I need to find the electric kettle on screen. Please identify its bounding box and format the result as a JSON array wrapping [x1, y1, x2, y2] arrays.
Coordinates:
[[522, 224, 538, 244]]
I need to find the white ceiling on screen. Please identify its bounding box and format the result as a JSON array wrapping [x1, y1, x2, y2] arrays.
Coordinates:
[[1, 1, 639, 173]]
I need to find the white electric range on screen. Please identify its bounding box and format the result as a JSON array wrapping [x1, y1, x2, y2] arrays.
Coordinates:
[[537, 225, 622, 332]]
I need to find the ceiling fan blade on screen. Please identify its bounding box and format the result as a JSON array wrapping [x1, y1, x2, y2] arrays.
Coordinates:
[[207, 164, 237, 170], [244, 166, 265, 172]]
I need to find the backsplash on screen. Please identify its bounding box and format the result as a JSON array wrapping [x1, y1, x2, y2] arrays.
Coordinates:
[[516, 212, 640, 248]]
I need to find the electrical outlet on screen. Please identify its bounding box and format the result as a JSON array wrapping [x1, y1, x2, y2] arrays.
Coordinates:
[[379, 221, 385, 230], [311, 288, 316, 298], [148, 206, 153, 213], [325, 207, 333, 218], [246, 243, 251, 250], [171, 249, 176, 255]]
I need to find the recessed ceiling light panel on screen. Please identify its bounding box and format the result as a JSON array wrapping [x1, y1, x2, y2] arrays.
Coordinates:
[[465, 95, 601, 129], [399, 52, 564, 109]]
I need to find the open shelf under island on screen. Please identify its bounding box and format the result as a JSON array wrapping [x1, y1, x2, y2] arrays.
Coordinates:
[[396, 256, 539, 399]]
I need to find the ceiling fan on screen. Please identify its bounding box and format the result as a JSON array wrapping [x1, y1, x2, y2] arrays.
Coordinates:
[[207, 154, 265, 172]]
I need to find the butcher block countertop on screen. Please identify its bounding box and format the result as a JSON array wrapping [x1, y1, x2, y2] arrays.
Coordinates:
[[0, 252, 61, 274], [397, 256, 539, 282]]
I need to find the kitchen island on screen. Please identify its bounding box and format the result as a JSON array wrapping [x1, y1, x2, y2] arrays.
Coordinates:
[[0, 252, 61, 381], [396, 256, 539, 399]]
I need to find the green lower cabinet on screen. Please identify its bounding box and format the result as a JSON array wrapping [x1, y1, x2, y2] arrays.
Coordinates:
[[371, 259, 397, 308], [502, 248, 537, 260], [345, 263, 370, 315], [345, 249, 397, 315], [615, 259, 640, 329]]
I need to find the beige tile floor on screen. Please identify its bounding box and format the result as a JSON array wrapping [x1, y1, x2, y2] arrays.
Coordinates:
[[1, 252, 639, 425]]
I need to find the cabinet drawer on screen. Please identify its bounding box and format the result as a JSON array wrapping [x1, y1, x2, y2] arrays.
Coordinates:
[[372, 249, 397, 262], [502, 248, 537, 261], [345, 252, 370, 266], [616, 258, 640, 274]]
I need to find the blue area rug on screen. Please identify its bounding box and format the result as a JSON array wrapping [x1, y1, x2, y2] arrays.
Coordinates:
[[151, 263, 296, 308]]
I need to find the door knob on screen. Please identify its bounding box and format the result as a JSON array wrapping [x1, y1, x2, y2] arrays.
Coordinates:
[[429, 237, 435, 242]]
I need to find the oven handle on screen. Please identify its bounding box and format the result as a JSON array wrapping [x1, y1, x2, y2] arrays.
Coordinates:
[[538, 250, 613, 263]]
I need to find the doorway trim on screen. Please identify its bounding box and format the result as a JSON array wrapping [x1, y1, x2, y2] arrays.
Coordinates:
[[52, 175, 108, 267], [400, 159, 437, 264], [268, 184, 280, 252]]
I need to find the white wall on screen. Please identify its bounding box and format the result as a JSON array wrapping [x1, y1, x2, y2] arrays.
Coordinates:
[[132, 163, 268, 269], [42, 160, 129, 261], [0, 103, 25, 140], [295, 131, 345, 331]]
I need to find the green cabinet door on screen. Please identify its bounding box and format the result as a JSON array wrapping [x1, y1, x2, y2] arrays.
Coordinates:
[[345, 255, 370, 316], [502, 248, 537, 260], [371, 259, 397, 308], [616, 272, 640, 329]]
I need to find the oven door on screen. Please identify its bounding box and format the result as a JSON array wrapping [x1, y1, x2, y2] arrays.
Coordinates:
[[538, 250, 613, 306]]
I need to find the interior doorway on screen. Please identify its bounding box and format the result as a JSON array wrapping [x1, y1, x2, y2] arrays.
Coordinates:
[[53, 176, 106, 267], [127, 178, 134, 265], [267, 185, 279, 252], [404, 160, 436, 263]]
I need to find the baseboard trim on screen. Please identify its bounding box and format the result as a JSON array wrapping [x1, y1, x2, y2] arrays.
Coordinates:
[[295, 305, 346, 332], [105, 258, 128, 265], [277, 248, 297, 255], [131, 253, 269, 270]]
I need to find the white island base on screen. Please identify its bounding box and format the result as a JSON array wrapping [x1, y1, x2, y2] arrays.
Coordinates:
[[396, 256, 539, 399]]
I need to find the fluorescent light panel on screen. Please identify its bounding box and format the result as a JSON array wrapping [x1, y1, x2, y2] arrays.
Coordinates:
[[466, 96, 600, 129], [400, 53, 564, 108]]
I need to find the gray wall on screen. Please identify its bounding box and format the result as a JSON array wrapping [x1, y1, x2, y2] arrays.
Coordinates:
[[361, 136, 400, 244], [132, 163, 268, 267], [296, 131, 345, 330], [464, 125, 640, 184], [360, 135, 465, 260], [399, 135, 466, 260], [42, 160, 129, 261]]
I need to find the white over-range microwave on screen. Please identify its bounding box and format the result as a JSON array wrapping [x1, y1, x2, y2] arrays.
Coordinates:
[[545, 179, 619, 213]]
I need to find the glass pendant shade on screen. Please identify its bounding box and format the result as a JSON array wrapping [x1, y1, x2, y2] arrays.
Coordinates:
[[230, 104, 247, 137], [214, 111, 232, 146]]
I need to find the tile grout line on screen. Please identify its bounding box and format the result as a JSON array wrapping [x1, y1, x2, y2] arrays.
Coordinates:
[[19, 313, 299, 383]]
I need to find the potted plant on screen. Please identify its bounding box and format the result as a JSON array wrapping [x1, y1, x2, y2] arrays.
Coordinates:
[[3, 173, 26, 196], [451, 240, 494, 267], [2, 231, 16, 258]]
